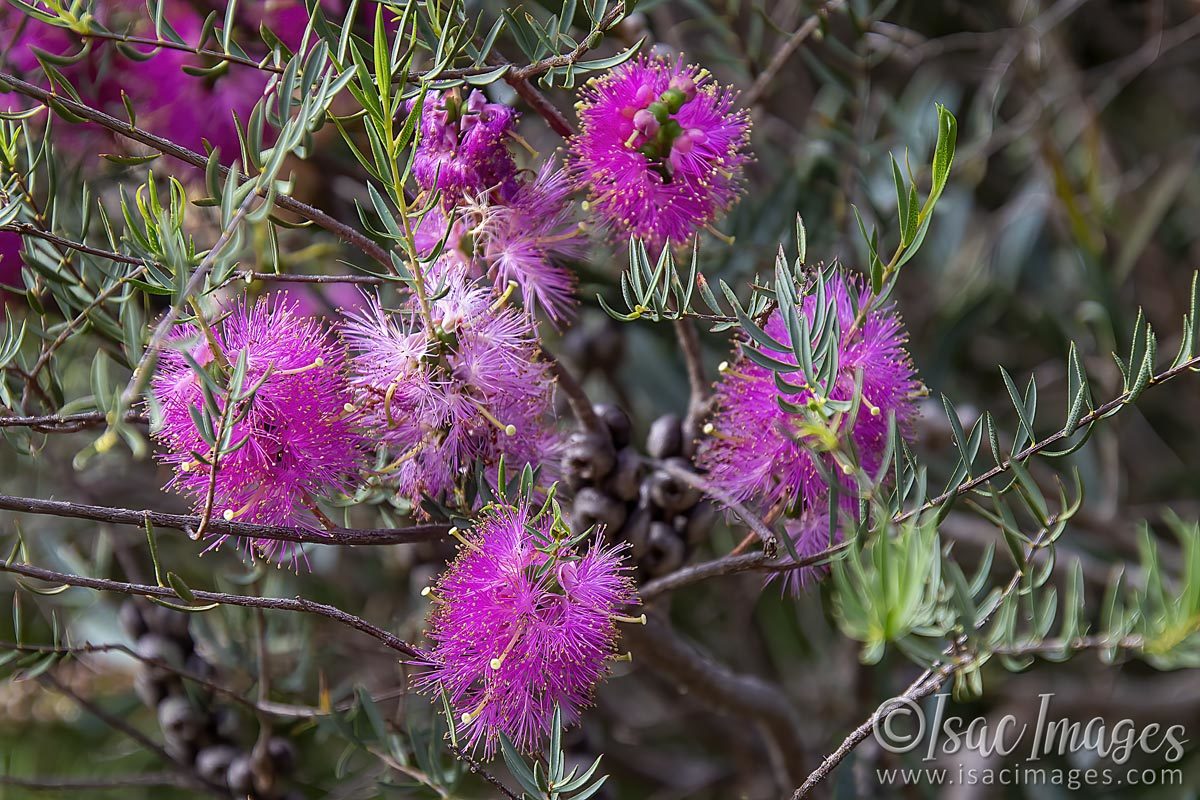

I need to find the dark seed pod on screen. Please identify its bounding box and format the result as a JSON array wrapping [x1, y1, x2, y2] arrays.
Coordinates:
[[585, 318, 625, 373], [163, 735, 196, 766], [134, 670, 171, 708], [136, 633, 185, 682], [593, 403, 632, 448], [119, 601, 148, 640], [561, 431, 616, 489], [646, 468, 700, 515], [210, 706, 241, 741], [680, 501, 719, 546], [267, 736, 298, 775], [146, 605, 193, 644], [196, 745, 238, 787], [226, 754, 256, 796], [184, 653, 216, 683], [643, 522, 686, 575], [571, 487, 628, 535], [646, 414, 683, 459], [158, 696, 206, 744], [604, 447, 642, 502], [619, 506, 653, 556]]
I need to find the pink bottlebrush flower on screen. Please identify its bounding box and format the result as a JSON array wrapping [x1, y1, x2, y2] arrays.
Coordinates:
[[1, 231, 23, 283], [467, 164, 584, 325], [0, 231, 22, 315], [151, 295, 364, 564], [258, 0, 345, 52], [341, 276, 559, 506], [771, 500, 849, 595], [412, 89, 519, 206], [569, 55, 751, 249], [416, 502, 638, 755], [698, 273, 921, 516], [124, 1, 270, 159], [0, 3, 130, 154]]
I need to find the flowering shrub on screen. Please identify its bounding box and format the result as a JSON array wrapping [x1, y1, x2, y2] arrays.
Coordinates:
[[2, 2, 1200, 799]]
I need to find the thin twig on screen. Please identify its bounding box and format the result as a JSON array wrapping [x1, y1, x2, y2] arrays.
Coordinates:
[[656, 460, 777, 554], [1, 224, 388, 287], [0, 492, 450, 546], [1, 560, 425, 659], [0, 72, 392, 267], [542, 349, 602, 434], [638, 551, 768, 602], [896, 352, 1200, 524], [791, 666, 949, 798], [445, 744, 521, 800], [0, 410, 147, 432], [39, 672, 226, 797], [674, 317, 709, 436], [744, 0, 847, 108], [0, 639, 262, 715], [648, 351, 1200, 598]]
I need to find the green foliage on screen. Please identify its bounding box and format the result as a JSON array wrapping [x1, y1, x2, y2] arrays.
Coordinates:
[[830, 516, 946, 664], [501, 706, 609, 800]]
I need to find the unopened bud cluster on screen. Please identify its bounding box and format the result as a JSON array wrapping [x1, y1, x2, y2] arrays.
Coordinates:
[[565, 405, 716, 578], [122, 601, 301, 799]]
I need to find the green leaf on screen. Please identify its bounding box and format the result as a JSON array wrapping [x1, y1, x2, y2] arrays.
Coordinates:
[[165, 571, 197, 603]]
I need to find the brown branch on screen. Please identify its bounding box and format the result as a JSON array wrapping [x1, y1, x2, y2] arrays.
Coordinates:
[[1, 560, 425, 659], [624, 610, 807, 771], [647, 351, 1200, 601], [38, 672, 226, 797], [0, 410, 147, 432], [1, 224, 387, 287], [744, 0, 847, 108], [0, 492, 449, 546], [895, 351, 1200, 525], [445, 744, 521, 800], [791, 666, 948, 799], [505, 73, 575, 138], [0, 72, 392, 268], [674, 318, 709, 436], [542, 349, 602, 434], [506, 3, 627, 84], [242, 270, 385, 284], [656, 460, 777, 554], [80, 28, 285, 73], [0, 639, 264, 715], [0, 773, 194, 791], [638, 551, 768, 602], [1, 222, 142, 265]]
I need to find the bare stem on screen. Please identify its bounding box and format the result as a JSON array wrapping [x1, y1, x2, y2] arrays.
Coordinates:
[[1, 560, 425, 659], [0, 492, 450, 546]]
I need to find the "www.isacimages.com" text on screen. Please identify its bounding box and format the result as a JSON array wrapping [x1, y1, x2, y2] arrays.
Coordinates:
[[876, 765, 1184, 790]]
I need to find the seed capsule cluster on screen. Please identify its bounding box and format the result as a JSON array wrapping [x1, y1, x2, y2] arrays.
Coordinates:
[[565, 405, 716, 578], [121, 601, 301, 799]]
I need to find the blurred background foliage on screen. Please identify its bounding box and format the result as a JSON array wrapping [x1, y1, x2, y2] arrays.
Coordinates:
[[3, 0, 1200, 798]]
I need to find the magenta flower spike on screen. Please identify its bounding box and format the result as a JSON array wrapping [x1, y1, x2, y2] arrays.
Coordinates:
[[412, 89, 520, 206], [341, 277, 559, 506], [416, 501, 638, 755], [468, 164, 585, 326], [151, 295, 363, 565], [698, 272, 921, 517], [569, 55, 751, 249]]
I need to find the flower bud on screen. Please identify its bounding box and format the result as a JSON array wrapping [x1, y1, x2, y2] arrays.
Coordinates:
[[632, 108, 660, 137], [668, 74, 697, 100]]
